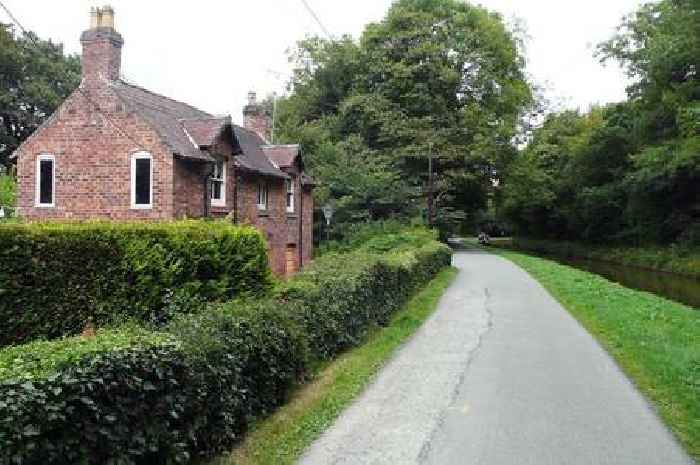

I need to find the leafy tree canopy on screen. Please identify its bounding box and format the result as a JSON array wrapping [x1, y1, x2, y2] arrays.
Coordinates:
[[501, 0, 699, 246], [275, 0, 533, 234], [0, 24, 80, 168]]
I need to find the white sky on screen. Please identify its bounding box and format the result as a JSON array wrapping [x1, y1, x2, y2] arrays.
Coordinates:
[[2, 0, 644, 124]]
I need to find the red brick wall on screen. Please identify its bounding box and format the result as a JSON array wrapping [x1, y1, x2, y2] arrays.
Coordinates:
[[233, 169, 314, 276], [301, 185, 314, 265], [80, 29, 123, 84], [173, 158, 208, 218], [16, 87, 174, 220]]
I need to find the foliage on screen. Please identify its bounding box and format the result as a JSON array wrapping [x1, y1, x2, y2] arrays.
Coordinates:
[[0, 221, 271, 346], [500, 0, 699, 245], [316, 219, 438, 255], [0, 173, 15, 209], [500, 250, 700, 461], [275, 0, 533, 236], [213, 267, 459, 465], [0, 232, 452, 464], [0, 24, 80, 168], [0, 324, 171, 381]]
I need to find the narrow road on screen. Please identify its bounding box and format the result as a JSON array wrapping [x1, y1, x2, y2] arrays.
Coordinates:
[[299, 250, 694, 465]]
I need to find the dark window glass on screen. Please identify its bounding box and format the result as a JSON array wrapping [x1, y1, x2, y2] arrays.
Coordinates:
[[212, 180, 222, 199], [39, 159, 53, 205], [135, 158, 151, 205]]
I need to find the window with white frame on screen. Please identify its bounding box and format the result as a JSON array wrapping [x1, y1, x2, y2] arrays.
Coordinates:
[[35, 154, 55, 207], [131, 151, 152, 209], [211, 159, 226, 206], [285, 178, 295, 213], [257, 181, 268, 211]]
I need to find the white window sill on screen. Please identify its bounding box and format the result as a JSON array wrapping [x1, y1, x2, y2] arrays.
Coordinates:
[[211, 200, 226, 208], [34, 204, 55, 208], [131, 204, 153, 210]]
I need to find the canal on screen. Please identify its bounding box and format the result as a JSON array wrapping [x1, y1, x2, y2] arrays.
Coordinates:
[[452, 239, 700, 309]]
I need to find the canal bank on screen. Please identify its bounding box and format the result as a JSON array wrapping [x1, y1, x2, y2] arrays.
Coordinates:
[[489, 238, 700, 308]]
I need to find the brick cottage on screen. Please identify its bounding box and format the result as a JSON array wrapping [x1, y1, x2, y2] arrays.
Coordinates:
[[12, 6, 313, 276]]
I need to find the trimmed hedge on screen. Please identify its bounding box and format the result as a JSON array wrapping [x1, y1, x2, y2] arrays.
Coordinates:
[[0, 221, 271, 346], [0, 238, 452, 464]]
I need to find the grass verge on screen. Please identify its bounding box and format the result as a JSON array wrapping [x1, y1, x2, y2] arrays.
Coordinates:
[[210, 266, 458, 465], [498, 249, 699, 461]]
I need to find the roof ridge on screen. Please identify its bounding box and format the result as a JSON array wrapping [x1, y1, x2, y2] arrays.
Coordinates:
[[179, 115, 231, 122], [114, 80, 212, 117]]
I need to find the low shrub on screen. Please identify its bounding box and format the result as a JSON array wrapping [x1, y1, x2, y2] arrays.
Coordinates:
[[0, 309, 304, 465], [0, 234, 452, 464], [0, 221, 271, 346]]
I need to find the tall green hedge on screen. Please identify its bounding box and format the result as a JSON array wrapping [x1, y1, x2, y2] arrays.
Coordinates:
[[0, 221, 271, 346], [0, 239, 452, 464]]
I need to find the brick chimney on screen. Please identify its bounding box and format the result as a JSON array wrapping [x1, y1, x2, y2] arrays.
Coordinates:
[[80, 6, 123, 84], [243, 91, 271, 143]]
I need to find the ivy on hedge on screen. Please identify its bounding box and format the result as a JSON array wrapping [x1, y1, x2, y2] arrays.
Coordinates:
[[0, 238, 452, 464], [0, 221, 271, 346]]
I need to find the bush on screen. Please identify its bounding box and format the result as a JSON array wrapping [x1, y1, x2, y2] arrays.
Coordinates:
[[0, 309, 304, 465], [0, 221, 271, 346], [0, 173, 15, 209], [0, 233, 452, 464]]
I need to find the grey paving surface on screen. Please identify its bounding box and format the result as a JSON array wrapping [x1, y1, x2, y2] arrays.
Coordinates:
[[298, 250, 694, 465]]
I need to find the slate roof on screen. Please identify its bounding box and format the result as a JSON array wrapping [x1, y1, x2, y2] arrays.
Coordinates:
[[110, 80, 288, 178], [181, 117, 231, 148], [111, 80, 214, 162], [232, 126, 289, 179], [262, 144, 300, 168]]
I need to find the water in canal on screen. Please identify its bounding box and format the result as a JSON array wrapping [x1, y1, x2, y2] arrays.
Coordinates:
[[452, 238, 700, 308], [553, 255, 700, 309]]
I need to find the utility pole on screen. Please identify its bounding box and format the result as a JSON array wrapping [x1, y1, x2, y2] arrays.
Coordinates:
[[427, 143, 434, 227]]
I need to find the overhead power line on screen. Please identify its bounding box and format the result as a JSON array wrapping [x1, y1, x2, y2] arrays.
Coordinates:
[[300, 0, 333, 40], [0, 0, 147, 152]]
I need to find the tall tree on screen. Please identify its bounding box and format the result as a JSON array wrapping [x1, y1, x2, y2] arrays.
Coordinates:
[[277, 0, 533, 234], [0, 24, 80, 168], [501, 0, 699, 245]]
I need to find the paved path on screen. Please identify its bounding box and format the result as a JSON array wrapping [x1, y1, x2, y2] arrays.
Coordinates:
[[299, 250, 694, 465]]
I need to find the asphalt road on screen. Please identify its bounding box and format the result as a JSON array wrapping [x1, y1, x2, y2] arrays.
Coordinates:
[[298, 250, 694, 465]]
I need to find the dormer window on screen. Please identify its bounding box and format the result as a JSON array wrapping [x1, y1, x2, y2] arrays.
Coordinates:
[[285, 179, 295, 213], [257, 181, 268, 210], [211, 159, 226, 207]]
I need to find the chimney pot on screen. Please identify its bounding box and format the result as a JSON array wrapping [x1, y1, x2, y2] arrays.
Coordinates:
[[100, 5, 115, 29], [248, 91, 257, 105], [89, 7, 100, 29]]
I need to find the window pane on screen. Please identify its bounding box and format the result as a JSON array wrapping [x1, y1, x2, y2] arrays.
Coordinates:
[[135, 158, 151, 205], [39, 159, 53, 205], [212, 181, 222, 199]]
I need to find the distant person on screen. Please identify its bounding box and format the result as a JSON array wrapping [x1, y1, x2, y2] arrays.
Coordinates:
[[478, 231, 491, 246]]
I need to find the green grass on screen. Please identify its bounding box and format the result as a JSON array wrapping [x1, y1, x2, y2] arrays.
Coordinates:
[[499, 249, 699, 461], [209, 267, 458, 465]]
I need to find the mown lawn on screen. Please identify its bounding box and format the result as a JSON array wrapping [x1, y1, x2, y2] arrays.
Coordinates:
[[500, 250, 699, 461], [210, 267, 458, 465]]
